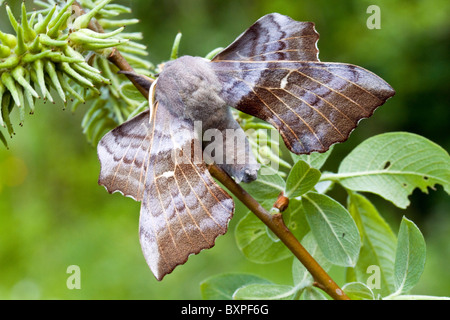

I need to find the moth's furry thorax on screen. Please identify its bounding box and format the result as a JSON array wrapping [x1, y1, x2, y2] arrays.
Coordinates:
[[155, 55, 227, 125], [154, 55, 260, 183]]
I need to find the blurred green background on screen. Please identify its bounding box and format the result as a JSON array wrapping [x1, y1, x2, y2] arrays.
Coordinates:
[[0, 0, 449, 299]]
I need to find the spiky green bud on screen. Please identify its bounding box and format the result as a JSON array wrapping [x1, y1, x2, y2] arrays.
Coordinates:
[[73, 0, 113, 29], [0, 0, 152, 147], [0, 31, 17, 48], [0, 44, 11, 59]]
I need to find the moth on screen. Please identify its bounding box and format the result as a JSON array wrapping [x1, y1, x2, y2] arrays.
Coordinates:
[[97, 13, 395, 280]]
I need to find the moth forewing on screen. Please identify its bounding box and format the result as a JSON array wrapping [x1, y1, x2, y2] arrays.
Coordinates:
[[211, 13, 395, 155]]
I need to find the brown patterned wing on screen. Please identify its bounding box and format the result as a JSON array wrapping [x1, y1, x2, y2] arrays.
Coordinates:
[[213, 13, 319, 62], [211, 13, 395, 154], [97, 105, 234, 281], [98, 110, 152, 201], [211, 60, 395, 154]]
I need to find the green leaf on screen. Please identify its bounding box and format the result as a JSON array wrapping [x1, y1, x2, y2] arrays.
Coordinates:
[[200, 273, 270, 300], [0, 129, 8, 148], [170, 32, 182, 60], [242, 166, 285, 201], [120, 82, 147, 103], [285, 160, 321, 198], [73, 0, 110, 29], [235, 210, 289, 263], [291, 145, 334, 170], [235, 198, 308, 263], [233, 283, 296, 300], [342, 282, 375, 300], [336, 132, 450, 208], [393, 217, 426, 295], [284, 199, 310, 241], [205, 47, 224, 60], [302, 193, 360, 267], [314, 180, 334, 194], [292, 232, 331, 286], [301, 287, 328, 300], [348, 193, 397, 296]]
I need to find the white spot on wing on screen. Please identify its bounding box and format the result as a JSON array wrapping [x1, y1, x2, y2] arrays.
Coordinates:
[[161, 171, 175, 178], [280, 72, 290, 89]]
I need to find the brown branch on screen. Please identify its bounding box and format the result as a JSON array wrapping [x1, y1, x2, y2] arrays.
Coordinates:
[[107, 48, 151, 99], [208, 165, 349, 300], [75, 0, 349, 300]]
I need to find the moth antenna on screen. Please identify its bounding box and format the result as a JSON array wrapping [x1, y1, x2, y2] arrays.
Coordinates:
[[148, 78, 158, 122]]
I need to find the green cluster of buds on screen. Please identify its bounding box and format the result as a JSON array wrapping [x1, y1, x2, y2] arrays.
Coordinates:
[[0, 0, 152, 147], [68, 0, 153, 144]]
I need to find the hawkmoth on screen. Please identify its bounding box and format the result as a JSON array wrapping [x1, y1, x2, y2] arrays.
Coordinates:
[[97, 13, 395, 280]]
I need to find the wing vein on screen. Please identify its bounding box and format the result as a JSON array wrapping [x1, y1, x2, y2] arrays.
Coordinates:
[[250, 49, 317, 59], [141, 103, 173, 269], [313, 65, 384, 103], [278, 86, 347, 139], [124, 121, 150, 197], [110, 141, 132, 188], [264, 35, 318, 46], [233, 76, 303, 151], [291, 83, 354, 124], [266, 88, 325, 147], [171, 165, 211, 244], [292, 68, 368, 113], [178, 164, 227, 234], [166, 178, 196, 247], [151, 126, 180, 252]]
